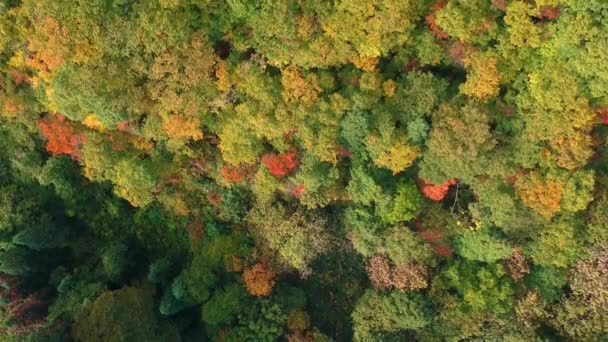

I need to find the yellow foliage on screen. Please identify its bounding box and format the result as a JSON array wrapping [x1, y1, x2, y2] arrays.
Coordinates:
[[162, 115, 203, 141], [504, 1, 542, 48], [281, 65, 321, 105], [82, 114, 104, 131], [375, 141, 421, 174], [352, 54, 378, 72], [460, 54, 501, 101], [215, 60, 232, 92], [550, 134, 593, 171], [297, 15, 317, 39], [383, 80, 397, 98]]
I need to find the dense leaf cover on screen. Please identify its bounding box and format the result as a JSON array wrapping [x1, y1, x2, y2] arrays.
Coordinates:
[[0, 0, 607, 340]]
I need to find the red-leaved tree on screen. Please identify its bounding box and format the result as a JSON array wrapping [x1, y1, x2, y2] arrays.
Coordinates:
[[418, 178, 456, 201], [261, 151, 299, 178], [37, 113, 84, 161]]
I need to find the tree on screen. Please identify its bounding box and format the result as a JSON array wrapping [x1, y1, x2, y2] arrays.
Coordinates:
[[455, 229, 511, 263], [377, 180, 425, 224], [514, 171, 565, 220], [72, 286, 178, 342], [553, 247, 608, 339], [460, 53, 501, 102], [243, 263, 276, 297], [432, 260, 514, 317], [37, 114, 84, 161], [261, 151, 299, 178], [246, 204, 329, 276], [352, 290, 431, 341], [419, 103, 496, 184]]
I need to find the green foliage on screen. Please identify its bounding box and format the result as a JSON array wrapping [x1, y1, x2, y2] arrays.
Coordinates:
[[433, 260, 514, 317], [455, 229, 511, 263], [377, 180, 425, 225], [247, 203, 329, 275], [201, 283, 247, 328], [525, 216, 585, 268], [227, 300, 287, 342], [72, 285, 178, 342], [352, 290, 431, 341], [383, 225, 435, 266], [0, 1, 607, 340]]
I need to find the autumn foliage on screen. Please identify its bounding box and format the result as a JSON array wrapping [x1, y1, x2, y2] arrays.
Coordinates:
[[37, 113, 84, 161], [366, 254, 429, 292], [261, 151, 299, 178], [243, 262, 276, 297], [597, 107, 608, 124], [507, 247, 530, 281], [514, 172, 564, 220], [221, 165, 247, 183], [418, 178, 456, 201], [426, 1, 448, 40]]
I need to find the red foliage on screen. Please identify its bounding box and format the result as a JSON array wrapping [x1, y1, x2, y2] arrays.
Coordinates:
[[10, 69, 29, 86], [402, 58, 421, 72], [538, 6, 561, 20], [449, 41, 474, 66], [261, 151, 299, 178], [0, 274, 49, 336], [286, 183, 306, 197], [37, 113, 84, 161], [337, 146, 352, 159], [418, 229, 453, 257], [597, 107, 608, 124], [435, 245, 454, 257], [418, 178, 456, 201], [426, 1, 449, 40]]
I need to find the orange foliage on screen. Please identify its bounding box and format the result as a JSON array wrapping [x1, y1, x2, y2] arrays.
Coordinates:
[[514, 172, 564, 220], [261, 151, 299, 178], [214, 60, 232, 92], [162, 115, 203, 140], [426, 1, 449, 40], [538, 6, 561, 20], [207, 191, 222, 208], [26, 17, 71, 79], [37, 113, 84, 161], [116, 121, 132, 133], [243, 263, 276, 297], [418, 178, 456, 201], [221, 165, 247, 183]]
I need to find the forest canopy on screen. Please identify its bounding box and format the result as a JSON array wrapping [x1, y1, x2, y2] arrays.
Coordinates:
[[0, 0, 608, 341]]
